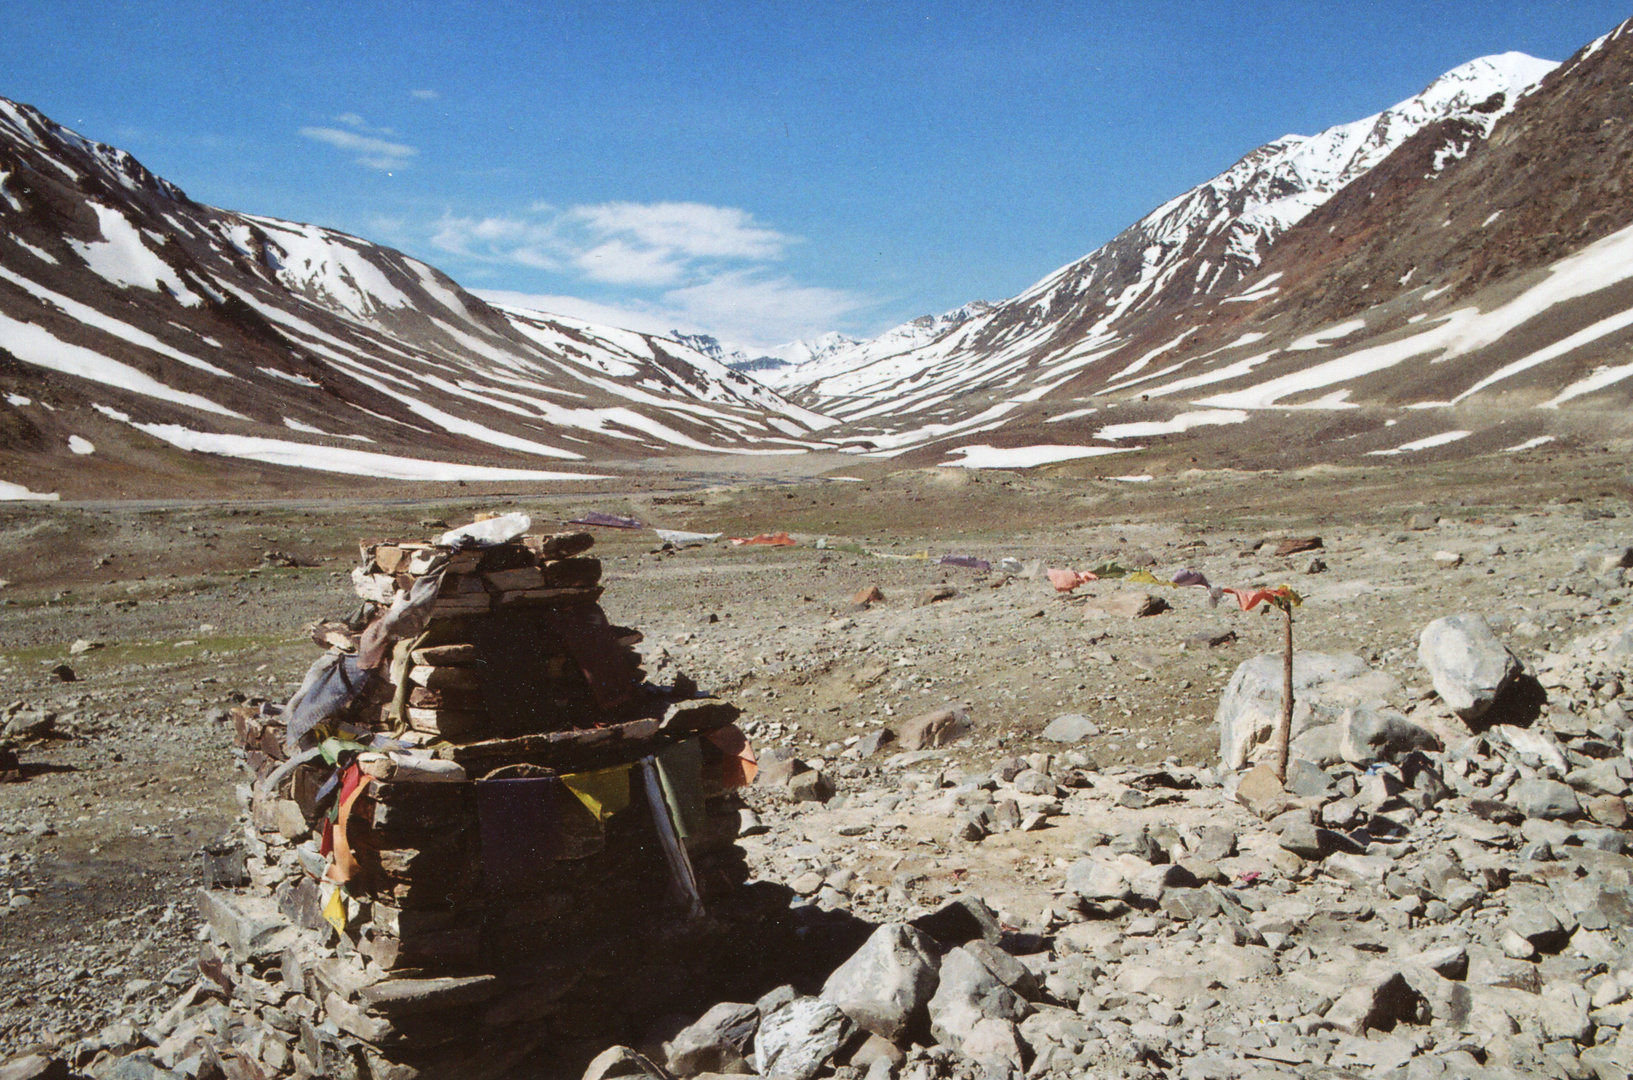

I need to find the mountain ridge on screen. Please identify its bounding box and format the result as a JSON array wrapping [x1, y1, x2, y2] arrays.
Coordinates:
[[0, 97, 834, 497]]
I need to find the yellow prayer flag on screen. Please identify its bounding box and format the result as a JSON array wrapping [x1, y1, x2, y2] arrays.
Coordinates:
[[321, 884, 348, 933], [561, 764, 632, 822]]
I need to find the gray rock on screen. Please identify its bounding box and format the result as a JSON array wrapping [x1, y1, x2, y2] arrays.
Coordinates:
[[1509, 909, 1571, 954], [1510, 778, 1582, 821], [1109, 826, 1166, 863], [665, 1002, 759, 1076], [1339, 707, 1438, 765], [1160, 888, 1222, 921], [1418, 614, 1519, 721], [357, 975, 498, 1017], [1065, 859, 1131, 903], [820, 924, 940, 1042], [960, 1017, 1025, 1068], [898, 705, 971, 750], [754, 997, 853, 1080], [1283, 758, 1335, 798], [788, 771, 836, 803], [1041, 714, 1100, 742], [1216, 652, 1390, 769], [1011, 769, 1054, 796], [1322, 971, 1425, 1035], [1, 710, 54, 740], [1131, 863, 1196, 901], [1574, 545, 1633, 576], [1193, 826, 1237, 862], [1278, 822, 1364, 861], [0, 1055, 67, 1080], [855, 729, 895, 758], [581, 1046, 674, 1080], [756, 985, 799, 1016], [925, 947, 1031, 1052], [193, 889, 297, 962], [963, 939, 1040, 1001], [910, 896, 1003, 947]]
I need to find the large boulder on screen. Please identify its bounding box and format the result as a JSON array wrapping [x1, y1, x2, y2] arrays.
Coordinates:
[[1216, 653, 1396, 770], [582, 1047, 674, 1080], [1338, 706, 1439, 765], [1418, 614, 1519, 721], [665, 1002, 759, 1076], [925, 946, 1032, 1052], [754, 998, 853, 1080], [899, 706, 972, 750], [1509, 778, 1582, 821], [820, 924, 940, 1042]]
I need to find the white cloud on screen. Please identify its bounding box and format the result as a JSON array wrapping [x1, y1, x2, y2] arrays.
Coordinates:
[[569, 201, 786, 261], [573, 239, 685, 285], [431, 200, 792, 287], [471, 271, 862, 351], [300, 126, 417, 171], [432, 200, 868, 349], [411, 89, 439, 100]]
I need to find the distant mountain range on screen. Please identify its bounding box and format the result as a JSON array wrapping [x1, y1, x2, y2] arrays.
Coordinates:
[[5, 17, 1633, 495], [0, 99, 831, 497], [758, 43, 1633, 463], [667, 331, 862, 379]]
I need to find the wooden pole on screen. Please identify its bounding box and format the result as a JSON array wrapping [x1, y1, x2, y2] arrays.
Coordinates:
[[1275, 603, 1294, 783]]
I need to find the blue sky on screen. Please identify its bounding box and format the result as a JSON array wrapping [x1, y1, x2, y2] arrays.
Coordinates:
[[3, 2, 1626, 349]]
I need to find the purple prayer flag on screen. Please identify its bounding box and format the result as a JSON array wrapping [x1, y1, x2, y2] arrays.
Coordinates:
[[1172, 568, 1211, 588], [939, 555, 992, 571]]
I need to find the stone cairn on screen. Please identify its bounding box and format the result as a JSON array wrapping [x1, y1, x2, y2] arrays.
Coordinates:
[[183, 522, 752, 1080]]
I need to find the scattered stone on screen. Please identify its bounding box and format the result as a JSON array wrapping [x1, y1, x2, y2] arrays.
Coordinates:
[[898, 705, 972, 750], [917, 585, 957, 607], [1275, 536, 1323, 556], [788, 771, 836, 803], [1418, 614, 1519, 721], [855, 729, 894, 758], [754, 998, 853, 1080], [1509, 778, 1582, 821], [852, 585, 885, 606], [1339, 707, 1438, 765], [926, 947, 1030, 1053], [665, 1002, 759, 1076], [1587, 794, 1630, 829], [1084, 591, 1167, 618], [1322, 972, 1425, 1035], [1040, 713, 1100, 742], [1235, 763, 1295, 820], [819, 924, 940, 1042], [582, 1045, 674, 1080]]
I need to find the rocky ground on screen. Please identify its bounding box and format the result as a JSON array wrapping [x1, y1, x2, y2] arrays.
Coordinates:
[[0, 454, 1629, 1078]]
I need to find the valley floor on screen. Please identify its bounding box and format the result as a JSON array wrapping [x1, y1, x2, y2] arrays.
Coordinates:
[[0, 452, 1627, 1065]]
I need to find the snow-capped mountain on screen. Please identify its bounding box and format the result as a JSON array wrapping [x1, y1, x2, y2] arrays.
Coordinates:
[[8, 17, 1633, 494], [664, 330, 788, 376], [772, 53, 1558, 436], [769, 24, 1633, 470], [667, 330, 866, 382], [0, 98, 833, 497]]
